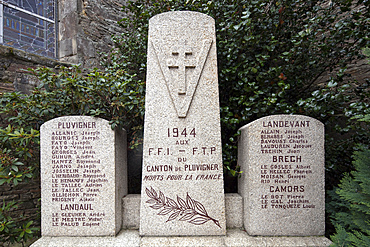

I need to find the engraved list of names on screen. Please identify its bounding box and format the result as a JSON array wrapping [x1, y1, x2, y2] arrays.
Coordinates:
[[41, 116, 126, 236], [238, 115, 325, 236]]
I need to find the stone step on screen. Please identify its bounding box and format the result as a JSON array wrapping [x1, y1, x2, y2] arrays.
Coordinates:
[[32, 194, 331, 246], [32, 228, 331, 247]]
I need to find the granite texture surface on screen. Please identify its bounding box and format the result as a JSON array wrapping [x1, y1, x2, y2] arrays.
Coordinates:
[[31, 229, 332, 246], [140, 11, 226, 236], [40, 116, 127, 236], [123, 194, 242, 230], [122, 194, 141, 229], [32, 192, 331, 246], [238, 115, 325, 236]]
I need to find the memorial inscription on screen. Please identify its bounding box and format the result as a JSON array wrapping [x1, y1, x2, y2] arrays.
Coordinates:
[[238, 115, 325, 236], [139, 11, 226, 236], [41, 116, 126, 236]]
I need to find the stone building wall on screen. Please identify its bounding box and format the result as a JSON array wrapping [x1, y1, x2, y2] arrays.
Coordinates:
[[315, 58, 370, 87], [0, 45, 62, 94], [0, 0, 126, 93], [0, 178, 41, 225], [59, 0, 125, 68]]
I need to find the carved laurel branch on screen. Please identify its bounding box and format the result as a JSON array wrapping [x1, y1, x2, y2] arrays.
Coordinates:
[[145, 187, 221, 228]]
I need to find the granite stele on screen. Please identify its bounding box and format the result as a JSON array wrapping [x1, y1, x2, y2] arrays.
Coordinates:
[[40, 116, 127, 236], [139, 11, 226, 236], [238, 115, 325, 236]]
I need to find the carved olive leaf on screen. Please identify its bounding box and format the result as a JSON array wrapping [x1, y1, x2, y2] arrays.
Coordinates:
[[150, 203, 163, 210], [167, 197, 178, 209], [194, 200, 208, 216], [158, 207, 173, 215], [166, 210, 180, 222], [186, 193, 195, 210], [151, 187, 158, 198], [188, 215, 211, 225], [146, 188, 220, 228], [179, 211, 196, 221], [146, 199, 158, 204], [214, 220, 221, 228], [183, 209, 195, 214], [177, 195, 187, 210], [159, 190, 166, 204], [145, 187, 156, 199]]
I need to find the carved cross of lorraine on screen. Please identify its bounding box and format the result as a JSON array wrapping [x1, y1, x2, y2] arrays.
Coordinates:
[[151, 38, 212, 118], [166, 40, 196, 95]]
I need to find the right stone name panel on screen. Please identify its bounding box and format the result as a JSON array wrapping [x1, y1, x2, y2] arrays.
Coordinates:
[[238, 115, 325, 236]]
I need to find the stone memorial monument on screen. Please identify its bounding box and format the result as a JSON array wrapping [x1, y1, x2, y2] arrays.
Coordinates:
[[139, 11, 226, 236], [40, 116, 127, 236], [32, 12, 332, 247], [238, 115, 325, 236]]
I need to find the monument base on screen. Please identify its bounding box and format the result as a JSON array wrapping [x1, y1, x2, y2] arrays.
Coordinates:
[[32, 194, 331, 246], [31, 229, 331, 247]]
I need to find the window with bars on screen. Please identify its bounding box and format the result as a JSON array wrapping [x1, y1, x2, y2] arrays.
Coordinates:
[[0, 0, 56, 58]]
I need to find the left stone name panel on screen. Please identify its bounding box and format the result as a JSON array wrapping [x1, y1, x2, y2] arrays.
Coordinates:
[[40, 116, 127, 236]]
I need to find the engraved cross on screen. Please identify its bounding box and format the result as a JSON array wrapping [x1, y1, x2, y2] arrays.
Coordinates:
[[167, 40, 196, 95]]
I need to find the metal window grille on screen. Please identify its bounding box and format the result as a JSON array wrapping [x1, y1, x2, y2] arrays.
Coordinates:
[[0, 0, 56, 58]]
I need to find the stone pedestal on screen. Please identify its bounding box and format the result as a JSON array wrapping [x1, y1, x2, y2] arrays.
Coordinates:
[[140, 11, 226, 236], [32, 193, 332, 246], [40, 116, 127, 236], [238, 115, 325, 236]]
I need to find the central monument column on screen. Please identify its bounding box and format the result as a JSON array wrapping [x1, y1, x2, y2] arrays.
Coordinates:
[[139, 11, 226, 236]]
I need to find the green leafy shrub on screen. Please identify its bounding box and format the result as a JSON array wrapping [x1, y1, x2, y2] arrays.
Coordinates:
[[0, 122, 40, 245], [0, 125, 39, 186], [111, 0, 370, 186], [0, 200, 38, 245], [1, 65, 145, 148], [329, 146, 370, 246], [0, 65, 145, 244]]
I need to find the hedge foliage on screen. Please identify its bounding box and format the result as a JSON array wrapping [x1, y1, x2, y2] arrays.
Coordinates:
[[112, 0, 370, 180], [0, 66, 144, 244], [0, 0, 369, 244], [329, 145, 370, 246]]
